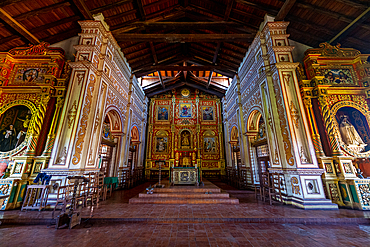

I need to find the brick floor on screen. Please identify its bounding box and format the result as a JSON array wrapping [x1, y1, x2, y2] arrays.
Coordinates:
[[1, 222, 370, 247], [1, 181, 370, 246]]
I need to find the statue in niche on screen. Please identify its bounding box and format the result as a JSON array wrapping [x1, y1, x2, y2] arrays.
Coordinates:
[[339, 115, 367, 151], [0, 125, 17, 152], [181, 131, 190, 147]]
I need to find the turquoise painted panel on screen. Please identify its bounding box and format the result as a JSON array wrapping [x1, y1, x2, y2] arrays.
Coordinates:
[[17, 184, 27, 202], [349, 185, 359, 203]]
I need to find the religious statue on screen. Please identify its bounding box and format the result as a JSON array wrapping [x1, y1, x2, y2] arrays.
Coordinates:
[[356, 167, 364, 179], [0, 125, 17, 152], [339, 115, 367, 152], [181, 131, 190, 147]]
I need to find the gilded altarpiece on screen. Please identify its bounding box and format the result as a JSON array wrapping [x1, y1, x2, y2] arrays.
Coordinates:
[[146, 89, 224, 179], [0, 43, 68, 210], [300, 43, 370, 210]]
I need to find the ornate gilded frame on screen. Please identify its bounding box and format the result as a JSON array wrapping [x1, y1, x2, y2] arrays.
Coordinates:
[[0, 100, 37, 158]]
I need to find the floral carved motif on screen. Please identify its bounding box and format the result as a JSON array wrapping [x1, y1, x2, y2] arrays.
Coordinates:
[[72, 74, 96, 165], [291, 177, 301, 195], [273, 74, 295, 166]]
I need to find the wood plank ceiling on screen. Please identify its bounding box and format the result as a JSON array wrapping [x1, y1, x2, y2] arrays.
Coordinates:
[[0, 0, 370, 96]]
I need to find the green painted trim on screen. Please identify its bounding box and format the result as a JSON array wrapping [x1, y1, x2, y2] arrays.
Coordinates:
[[17, 184, 27, 202], [8, 184, 17, 203], [349, 184, 359, 203]]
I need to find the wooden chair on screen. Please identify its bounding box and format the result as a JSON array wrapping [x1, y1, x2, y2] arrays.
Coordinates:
[[21, 185, 50, 211], [260, 172, 271, 202], [52, 185, 73, 219]]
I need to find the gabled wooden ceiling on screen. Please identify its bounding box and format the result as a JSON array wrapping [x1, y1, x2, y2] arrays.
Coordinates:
[[1, 0, 370, 96]]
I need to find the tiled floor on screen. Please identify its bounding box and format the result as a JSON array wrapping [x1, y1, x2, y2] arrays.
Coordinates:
[[1, 181, 370, 246], [1, 222, 370, 246]]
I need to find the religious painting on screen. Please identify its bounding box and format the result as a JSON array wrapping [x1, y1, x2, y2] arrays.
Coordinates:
[[0, 105, 31, 152], [157, 106, 169, 121], [322, 69, 354, 84], [179, 103, 192, 118], [155, 137, 168, 153], [13, 67, 47, 84], [102, 123, 114, 142], [202, 106, 214, 121], [180, 130, 191, 149], [204, 137, 216, 153], [336, 107, 370, 153]]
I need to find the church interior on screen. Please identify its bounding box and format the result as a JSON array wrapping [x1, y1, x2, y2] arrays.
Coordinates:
[[1, 0, 370, 245]]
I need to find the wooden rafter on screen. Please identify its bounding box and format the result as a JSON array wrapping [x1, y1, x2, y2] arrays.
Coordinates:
[[0, 8, 40, 44], [149, 42, 165, 88], [0, 0, 24, 8], [14, 2, 72, 21], [115, 33, 253, 42], [275, 0, 296, 21], [235, 0, 278, 15], [71, 0, 93, 20], [329, 7, 370, 44], [126, 21, 249, 31], [106, 9, 137, 21], [91, 0, 133, 14], [135, 0, 146, 20], [295, 1, 370, 31], [30, 16, 80, 34]]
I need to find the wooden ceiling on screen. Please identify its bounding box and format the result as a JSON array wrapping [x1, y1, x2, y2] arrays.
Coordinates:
[[1, 0, 370, 96]]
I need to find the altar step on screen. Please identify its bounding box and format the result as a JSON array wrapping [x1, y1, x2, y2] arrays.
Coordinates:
[[129, 197, 239, 204], [138, 192, 230, 198], [129, 180, 239, 204]]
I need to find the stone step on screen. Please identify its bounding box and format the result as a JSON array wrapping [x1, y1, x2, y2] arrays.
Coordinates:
[[129, 197, 239, 204], [139, 192, 230, 198], [152, 187, 221, 193]]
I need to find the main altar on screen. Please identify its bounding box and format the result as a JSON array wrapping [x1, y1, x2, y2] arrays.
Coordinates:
[[145, 88, 225, 181]]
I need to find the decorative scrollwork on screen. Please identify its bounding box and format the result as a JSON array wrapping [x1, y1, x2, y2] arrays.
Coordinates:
[[72, 74, 96, 165]]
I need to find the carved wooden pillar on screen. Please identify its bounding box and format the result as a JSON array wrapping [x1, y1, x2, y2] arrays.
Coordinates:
[[41, 97, 65, 157]]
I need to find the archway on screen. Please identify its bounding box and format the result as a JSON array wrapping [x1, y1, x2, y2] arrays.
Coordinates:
[[99, 109, 122, 177], [230, 126, 241, 169], [246, 110, 270, 186], [128, 126, 140, 170]]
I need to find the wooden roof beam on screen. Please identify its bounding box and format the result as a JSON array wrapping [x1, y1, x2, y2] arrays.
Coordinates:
[[143, 0, 174, 10], [0, 8, 40, 44], [91, 0, 133, 14], [30, 16, 80, 34], [149, 41, 165, 89], [105, 9, 137, 21], [126, 21, 249, 31], [115, 33, 253, 42], [329, 7, 370, 45], [14, 2, 71, 21], [134, 0, 146, 20], [71, 0, 93, 19], [294, 1, 370, 31], [235, 0, 278, 15], [146, 82, 186, 98], [0, 0, 24, 8], [275, 0, 296, 21]]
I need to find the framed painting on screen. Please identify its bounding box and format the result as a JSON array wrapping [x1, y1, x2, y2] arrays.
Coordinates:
[[155, 136, 168, 153], [179, 103, 192, 118], [203, 137, 217, 153], [322, 69, 354, 85], [157, 106, 169, 121], [202, 106, 214, 121]]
